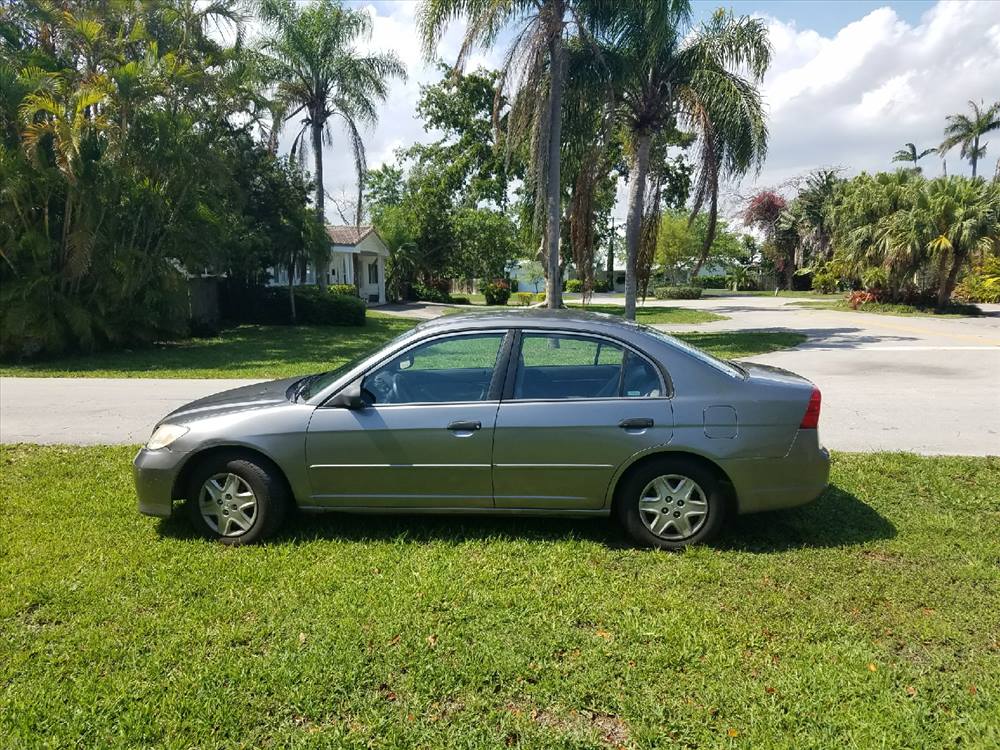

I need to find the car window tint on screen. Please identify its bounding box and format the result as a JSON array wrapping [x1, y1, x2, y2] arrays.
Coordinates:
[[514, 334, 624, 400], [622, 351, 662, 397], [362, 333, 504, 405]]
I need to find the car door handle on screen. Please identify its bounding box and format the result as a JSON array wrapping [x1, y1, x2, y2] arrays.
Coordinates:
[[619, 418, 654, 429], [447, 420, 481, 431]]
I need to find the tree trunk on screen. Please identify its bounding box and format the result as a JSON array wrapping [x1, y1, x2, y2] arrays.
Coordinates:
[[623, 132, 652, 320], [544, 20, 564, 310], [971, 135, 979, 177], [288, 255, 297, 324], [937, 254, 963, 307], [311, 117, 328, 290], [606, 219, 614, 289]]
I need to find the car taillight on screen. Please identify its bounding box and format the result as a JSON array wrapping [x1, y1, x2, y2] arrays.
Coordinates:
[[800, 388, 821, 429]]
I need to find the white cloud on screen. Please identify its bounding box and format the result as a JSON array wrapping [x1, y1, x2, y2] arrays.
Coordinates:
[[750, 0, 1000, 193]]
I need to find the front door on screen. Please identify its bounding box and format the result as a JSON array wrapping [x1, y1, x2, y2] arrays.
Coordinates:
[[492, 331, 674, 509], [305, 331, 508, 508]]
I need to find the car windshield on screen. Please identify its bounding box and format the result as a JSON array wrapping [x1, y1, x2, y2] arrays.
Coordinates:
[[294, 327, 422, 401], [642, 326, 746, 379]]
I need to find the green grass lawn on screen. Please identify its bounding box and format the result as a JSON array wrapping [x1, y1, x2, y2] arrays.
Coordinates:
[[701, 289, 844, 299], [790, 299, 982, 318], [2, 446, 997, 748], [0, 312, 803, 379], [568, 303, 725, 325]]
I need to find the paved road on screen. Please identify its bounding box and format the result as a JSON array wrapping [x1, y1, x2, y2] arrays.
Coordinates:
[[2, 295, 998, 454]]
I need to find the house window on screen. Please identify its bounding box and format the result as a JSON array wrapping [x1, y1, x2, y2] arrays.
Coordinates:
[[368, 260, 379, 285]]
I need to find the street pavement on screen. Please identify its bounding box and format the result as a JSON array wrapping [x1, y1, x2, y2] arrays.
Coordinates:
[[1, 294, 998, 454]]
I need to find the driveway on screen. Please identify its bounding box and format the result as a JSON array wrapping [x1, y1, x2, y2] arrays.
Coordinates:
[[2, 295, 998, 454]]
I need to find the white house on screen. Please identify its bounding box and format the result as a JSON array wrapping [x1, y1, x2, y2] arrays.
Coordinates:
[[270, 224, 389, 305]]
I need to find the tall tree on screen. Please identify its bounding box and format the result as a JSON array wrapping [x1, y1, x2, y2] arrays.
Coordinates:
[[595, 2, 770, 319], [418, 0, 579, 309], [891, 142, 936, 172], [939, 99, 1000, 178], [257, 0, 405, 285]]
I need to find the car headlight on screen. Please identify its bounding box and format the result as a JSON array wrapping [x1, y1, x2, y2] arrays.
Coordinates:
[[146, 424, 189, 450]]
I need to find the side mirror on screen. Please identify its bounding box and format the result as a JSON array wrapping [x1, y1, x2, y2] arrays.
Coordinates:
[[327, 380, 366, 410]]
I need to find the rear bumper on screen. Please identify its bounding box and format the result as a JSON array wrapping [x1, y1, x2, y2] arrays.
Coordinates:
[[723, 430, 831, 514], [133, 448, 186, 518]]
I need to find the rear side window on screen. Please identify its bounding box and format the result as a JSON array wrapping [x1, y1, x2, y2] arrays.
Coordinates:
[[513, 333, 661, 400]]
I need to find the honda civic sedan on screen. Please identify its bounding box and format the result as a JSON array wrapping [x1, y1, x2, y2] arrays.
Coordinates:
[[134, 310, 829, 549]]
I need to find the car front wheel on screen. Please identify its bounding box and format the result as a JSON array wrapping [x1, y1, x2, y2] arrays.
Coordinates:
[[616, 458, 727, 549], [187, 453, 288, 545]]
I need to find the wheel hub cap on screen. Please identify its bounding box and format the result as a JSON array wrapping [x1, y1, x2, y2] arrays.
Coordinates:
[[638, 474, 709, 541], [199, 473, 257, 537]]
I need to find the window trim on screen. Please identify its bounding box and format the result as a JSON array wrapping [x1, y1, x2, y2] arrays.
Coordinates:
[[321, 329, 514, 409], [502, 329, 671, 403]]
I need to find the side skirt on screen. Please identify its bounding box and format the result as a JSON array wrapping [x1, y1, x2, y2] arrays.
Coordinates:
[[297, 506, 612, 518]]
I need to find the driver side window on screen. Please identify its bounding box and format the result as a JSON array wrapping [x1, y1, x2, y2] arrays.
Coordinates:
[[361, 333, 505, 405]]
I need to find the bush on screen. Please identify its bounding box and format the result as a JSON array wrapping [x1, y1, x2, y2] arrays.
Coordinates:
[[954, 257, 1000, 304], [515, 292, 534, 306], [533, 292, 546, 303], [481, 280, 511, 306], [693, 275, 728, 289], [592, 278, 610, 293], [861, 267, 889, 292], [223, 286, 366, 326], [412, 283, 452, 303], [448, 295, 472, 305], [564, 279, 584, 293], [811, 268, 839, 294], [653, 286, 702, 300], [328, 284, 357, 297]]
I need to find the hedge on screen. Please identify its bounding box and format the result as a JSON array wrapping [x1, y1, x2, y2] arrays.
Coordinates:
[[328, 283, 358, 297], [653, 286, 702, 300], [692, 275, 728, 289], [564, 279, 584, 293], [223, 285, 366, 326]]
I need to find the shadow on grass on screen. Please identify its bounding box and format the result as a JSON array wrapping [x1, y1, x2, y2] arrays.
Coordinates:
[[156, 483, 893, 552]]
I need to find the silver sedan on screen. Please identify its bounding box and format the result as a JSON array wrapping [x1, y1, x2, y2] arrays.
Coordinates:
[[133, 310, 829, 549]]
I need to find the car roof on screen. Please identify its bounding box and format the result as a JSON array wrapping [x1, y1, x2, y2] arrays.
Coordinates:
[[413, 308, 647, 337]]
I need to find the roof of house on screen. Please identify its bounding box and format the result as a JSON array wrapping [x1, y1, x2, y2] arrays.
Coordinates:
[[325, 224, 376, 245]]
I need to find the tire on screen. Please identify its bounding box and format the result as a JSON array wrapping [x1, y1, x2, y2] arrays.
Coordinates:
[[186, 452, 288, 545], [615, 457, 727, 550]]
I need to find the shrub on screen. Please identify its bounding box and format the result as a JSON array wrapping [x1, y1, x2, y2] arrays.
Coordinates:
[[953, 257, 1000, 304], [592, 278, 610, 293], [692, 275, 728, 289], [811, 268, 839, 294], [448, 295, 472, 305], [328, 284, 357, 297], [861, 267, 889, 292], [481, 280, 511, 306], [653, 286, 702, 300], [564, 279, 584, 293], [515, 292, 534, 306], [533, 292, 546, 303], [847, 290, 880, 309], [224, 286, 366, 326], [412, 283, 452, 303]]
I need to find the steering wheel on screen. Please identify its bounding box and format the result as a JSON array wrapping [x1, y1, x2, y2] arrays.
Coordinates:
[[366, 371, 395, 403]]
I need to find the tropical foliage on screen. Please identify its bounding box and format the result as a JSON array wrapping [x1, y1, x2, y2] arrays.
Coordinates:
[[939, 99, 1000, 178]]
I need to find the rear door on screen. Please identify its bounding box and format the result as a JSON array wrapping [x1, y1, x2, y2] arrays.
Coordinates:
[[305, 330, 509, 508], [492, 330, 674, 509]]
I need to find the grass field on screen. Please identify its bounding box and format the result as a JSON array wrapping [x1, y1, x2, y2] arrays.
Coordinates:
[[0, 314, 804, 379], [567, 303, 724, 324], [790, 299, 982, 318], [2, 446, 997, 748]]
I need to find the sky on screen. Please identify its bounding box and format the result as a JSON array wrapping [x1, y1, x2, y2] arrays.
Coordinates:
[[286, 0, 1000, 223]]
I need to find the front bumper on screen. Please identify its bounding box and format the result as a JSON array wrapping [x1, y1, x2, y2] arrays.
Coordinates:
[[723, 430, 831, 514], [133, 448, 187, 518]]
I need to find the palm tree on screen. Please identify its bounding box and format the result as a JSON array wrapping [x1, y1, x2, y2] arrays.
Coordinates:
[[891, 142, 936, 172], [595, 3, 770, 319], [257, 0, 405, 286], [418, 0, 580, 309], [939, 99, 1000, 177]]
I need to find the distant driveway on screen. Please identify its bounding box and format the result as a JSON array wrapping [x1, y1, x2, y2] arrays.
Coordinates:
[[2, 295, 998, 454]]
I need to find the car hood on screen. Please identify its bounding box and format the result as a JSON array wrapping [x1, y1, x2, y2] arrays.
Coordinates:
[[163, 376, 302, 424]]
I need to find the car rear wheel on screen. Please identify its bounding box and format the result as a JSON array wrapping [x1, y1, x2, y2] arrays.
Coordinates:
[[616, 458, 727, 549], [187, 453, 288, 545]]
